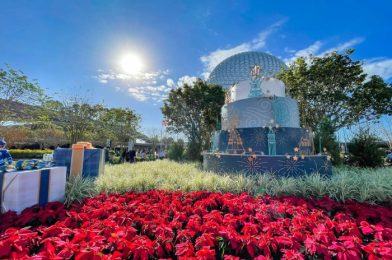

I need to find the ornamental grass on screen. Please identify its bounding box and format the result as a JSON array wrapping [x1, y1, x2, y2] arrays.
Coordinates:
[[92, 160, 392, 205]]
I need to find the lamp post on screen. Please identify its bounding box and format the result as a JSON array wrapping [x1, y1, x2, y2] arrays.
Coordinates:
[[319, 136, 322, 155], [318, 124, 322, 154]]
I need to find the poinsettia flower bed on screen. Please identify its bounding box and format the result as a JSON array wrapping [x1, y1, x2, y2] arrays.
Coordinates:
[[1, 191, 392, 259]]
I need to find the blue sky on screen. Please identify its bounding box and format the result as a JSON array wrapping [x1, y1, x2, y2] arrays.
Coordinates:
[[1, 0, 392, 133]]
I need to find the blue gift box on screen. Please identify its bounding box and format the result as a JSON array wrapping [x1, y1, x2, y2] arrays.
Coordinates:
[[53, 148, 105, 178]]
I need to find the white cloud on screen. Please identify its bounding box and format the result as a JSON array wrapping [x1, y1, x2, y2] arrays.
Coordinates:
[[252, 19, 286, 49], [96, 69, 200, 104], [200, 19, 286, 79], [147, 75, 199, 105], [363, 58, 392, 80], [95, 69, 171, 103], [126, 84, 174, 102], [284, 41, 323, 64], [133, 94, 148, 102], [166, 78, 175, 87], [319, 37, 364, 56], [284, 38, 364, 65], [95, 69, 169, 84], [96, 73, 116, 84], [177, 75, 198, 87], [284, 47, 296, 54]]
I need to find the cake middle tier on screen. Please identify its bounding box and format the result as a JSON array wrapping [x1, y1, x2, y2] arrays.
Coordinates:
[[211, 127, 314, 155], [221, 96, 300, 130]]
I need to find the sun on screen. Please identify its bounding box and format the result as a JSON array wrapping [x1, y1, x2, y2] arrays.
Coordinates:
[[119, 53, 143, 74]]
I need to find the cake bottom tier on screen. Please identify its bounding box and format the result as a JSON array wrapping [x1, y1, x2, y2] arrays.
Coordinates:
[[203, 153, 332, 177], [211, 127, 313, 155]]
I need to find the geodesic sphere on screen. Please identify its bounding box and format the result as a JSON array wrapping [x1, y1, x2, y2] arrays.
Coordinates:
[[207, 51, 287, 88]]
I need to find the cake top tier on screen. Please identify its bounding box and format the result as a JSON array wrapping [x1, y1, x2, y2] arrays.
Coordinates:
[[227, 77, 286, 103]]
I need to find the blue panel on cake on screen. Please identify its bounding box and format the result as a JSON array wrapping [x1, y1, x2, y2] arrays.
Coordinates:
[[203, 153, 332, 177]]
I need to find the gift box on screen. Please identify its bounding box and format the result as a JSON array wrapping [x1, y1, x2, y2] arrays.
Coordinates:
[[53, 147, 105, 178], [0, 167, 67, 213]]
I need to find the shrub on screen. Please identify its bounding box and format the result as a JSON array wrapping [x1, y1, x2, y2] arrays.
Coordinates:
[[347, 129, 384, 167], [167, 141, 185, 161], [9, 149, 53, 159], [185, 140, 202, 161], [107, 150, 123, 164]]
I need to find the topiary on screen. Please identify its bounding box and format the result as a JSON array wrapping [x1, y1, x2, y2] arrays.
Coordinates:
[[347, 128, 384, 168]]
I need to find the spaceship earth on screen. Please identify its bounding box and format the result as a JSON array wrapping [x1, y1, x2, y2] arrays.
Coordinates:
[[207, 51, 288, 88]]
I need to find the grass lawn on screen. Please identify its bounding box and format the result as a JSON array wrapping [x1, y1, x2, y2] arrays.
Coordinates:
[[67, 160, 392, 206]]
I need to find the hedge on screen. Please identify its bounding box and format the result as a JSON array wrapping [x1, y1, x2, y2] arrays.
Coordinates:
[[9, 149, 53, 159]]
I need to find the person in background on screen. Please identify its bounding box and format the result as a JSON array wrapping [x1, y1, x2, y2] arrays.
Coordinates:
[[104, 148, 110, 163], [0, 139, 13, 172], [129, 149, 136, 163], [140, 149, 145, 161], [159, 149, 165, 160], [121, 149, 127, 163], [387, 150, 392, 164]]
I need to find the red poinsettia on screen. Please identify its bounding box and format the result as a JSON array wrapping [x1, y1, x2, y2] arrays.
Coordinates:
[[0, 190, 391, 259]]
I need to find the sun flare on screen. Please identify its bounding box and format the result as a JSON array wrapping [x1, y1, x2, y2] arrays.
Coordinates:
[[119, 53, 143, 74]]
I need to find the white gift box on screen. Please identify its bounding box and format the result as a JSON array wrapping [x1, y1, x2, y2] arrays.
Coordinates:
[[0, 167, 67, 214]]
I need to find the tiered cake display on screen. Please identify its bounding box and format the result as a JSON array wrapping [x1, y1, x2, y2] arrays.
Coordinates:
[[203, 51, 332, 176]]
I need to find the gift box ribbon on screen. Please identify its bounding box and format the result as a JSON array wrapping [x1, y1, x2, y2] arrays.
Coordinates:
[[0, 172, 4, 210], [39, 169, 51, 207]]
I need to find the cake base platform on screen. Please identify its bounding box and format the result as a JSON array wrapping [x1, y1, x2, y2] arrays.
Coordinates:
[[203, 153, 332, 177]]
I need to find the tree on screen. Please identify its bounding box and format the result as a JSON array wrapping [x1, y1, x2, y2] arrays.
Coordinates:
[[161, 79, 225, 161], [0, 65, 45, 124], [376, 117, 392, 150], [143, 127, 161, 154], [161, 136, 174, 150], [46, 98, 103, 144], [39, 98, 140, 146], [98, 107, 140, 145], [277, 49, 392, 132]]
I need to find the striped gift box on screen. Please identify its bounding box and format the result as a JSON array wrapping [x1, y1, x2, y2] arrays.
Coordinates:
[[0, 167, 66, 213]]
